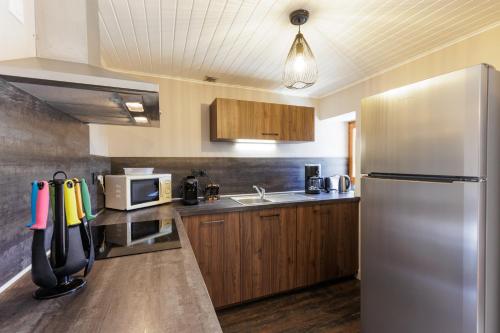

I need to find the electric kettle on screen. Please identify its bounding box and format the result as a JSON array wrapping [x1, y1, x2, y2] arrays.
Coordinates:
[[338, 175, 351, 193], [325, 175, 351, 193]]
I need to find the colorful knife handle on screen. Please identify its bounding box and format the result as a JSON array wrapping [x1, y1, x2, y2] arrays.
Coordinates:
[[49, 184, 55, 222], [64, 180, 81, 226], [80, 178, 96, 221], [31, 181, 49, 230], [27, 181, 38, 227], [73, 179, 86, 220]]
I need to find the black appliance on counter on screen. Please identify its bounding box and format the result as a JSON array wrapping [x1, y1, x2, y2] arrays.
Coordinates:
[[305, 164, 322, 194], [183, 176, 199, 205], [204, 183, 220, 201], [93, 219, 181, 260]]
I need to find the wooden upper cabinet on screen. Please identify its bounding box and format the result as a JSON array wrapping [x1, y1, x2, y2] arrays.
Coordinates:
[[282, 105, 315, 141], [210, 98, 314, 142]]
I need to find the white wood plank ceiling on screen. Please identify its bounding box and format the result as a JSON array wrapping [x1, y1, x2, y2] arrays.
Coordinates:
[[98, 0, 500, 97]]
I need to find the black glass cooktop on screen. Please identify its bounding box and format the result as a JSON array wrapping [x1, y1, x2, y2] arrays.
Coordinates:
[[92, 219, 181, 260]]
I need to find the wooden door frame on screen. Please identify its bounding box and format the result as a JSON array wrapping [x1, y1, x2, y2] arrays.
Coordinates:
[[348, 121, 356, 183]]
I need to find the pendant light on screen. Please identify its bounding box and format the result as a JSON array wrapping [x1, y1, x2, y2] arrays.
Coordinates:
[[283, 9, 318, 89]]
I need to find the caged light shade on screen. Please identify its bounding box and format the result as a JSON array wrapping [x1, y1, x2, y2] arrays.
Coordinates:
[[283, 10, 318, 89]]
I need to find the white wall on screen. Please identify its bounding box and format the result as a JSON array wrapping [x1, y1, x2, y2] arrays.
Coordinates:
[[90, 74, 348, 158], [35, 0, 100, 65], [0, 0, 36, 61]]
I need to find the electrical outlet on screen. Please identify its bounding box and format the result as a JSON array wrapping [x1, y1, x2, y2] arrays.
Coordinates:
[[91, 173, 104, 185]]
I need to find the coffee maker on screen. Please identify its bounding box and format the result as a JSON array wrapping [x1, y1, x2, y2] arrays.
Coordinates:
[[305, 164, 322, 194], [183, 176, 199, 205]]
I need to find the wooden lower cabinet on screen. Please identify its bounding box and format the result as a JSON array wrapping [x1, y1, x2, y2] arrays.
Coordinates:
[[183, 200, 359, 308], [240, 207, 297, 300], [182, 212, 241, 308], [296, 202, 359, 287]]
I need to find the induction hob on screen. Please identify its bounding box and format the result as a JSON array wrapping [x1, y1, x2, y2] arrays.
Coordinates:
[[92, 219, 181, 260]]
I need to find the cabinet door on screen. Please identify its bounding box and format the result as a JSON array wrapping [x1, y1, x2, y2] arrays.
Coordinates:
[[322, 202, 359, 278], [241, 207, 297, 300], [296, 204, 322, 287], [259, 102, 282, 140], [236, 100, 261, 139], [281, 105, 315, 141], [210, 99, 266, 140], [210, 98, 239, 140], [183, 213, 241, 308], [296, 202, 359, 287]]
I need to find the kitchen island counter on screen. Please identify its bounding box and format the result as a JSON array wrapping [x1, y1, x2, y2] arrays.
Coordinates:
[[0, 205, 222, 333]]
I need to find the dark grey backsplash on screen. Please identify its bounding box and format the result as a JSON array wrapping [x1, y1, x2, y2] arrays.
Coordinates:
[[0, 79, 110, 287], [111, 157, 348, 198]]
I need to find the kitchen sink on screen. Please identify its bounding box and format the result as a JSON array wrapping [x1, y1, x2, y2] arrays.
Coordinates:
[[264, 193, 315, 203], [231, 196, 272, 205], [231, 193, 314, 206]]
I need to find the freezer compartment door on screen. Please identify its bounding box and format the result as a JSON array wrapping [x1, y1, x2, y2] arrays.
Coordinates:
[[361, 64, 488, 177], [361, 177, 485, 333]]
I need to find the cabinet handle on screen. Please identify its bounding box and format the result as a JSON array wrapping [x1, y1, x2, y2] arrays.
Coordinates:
[[259, 213, 280, 218], [201, 220, 224, 225], [261, 132, 279, 136]]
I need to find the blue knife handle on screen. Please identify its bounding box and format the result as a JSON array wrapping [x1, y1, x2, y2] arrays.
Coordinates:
[[27, 181, 38, 227]]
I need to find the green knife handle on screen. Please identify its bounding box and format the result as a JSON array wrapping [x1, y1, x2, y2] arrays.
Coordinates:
[[81, 178, 96, 221]]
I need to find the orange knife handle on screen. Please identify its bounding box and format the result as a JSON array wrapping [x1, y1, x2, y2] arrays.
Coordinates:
[[73, 179, 85, 220]]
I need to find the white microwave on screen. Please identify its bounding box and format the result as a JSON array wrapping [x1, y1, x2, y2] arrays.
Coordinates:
[[105, 174, 172, 211]]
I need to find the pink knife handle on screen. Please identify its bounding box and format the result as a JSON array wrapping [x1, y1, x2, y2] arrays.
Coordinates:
[[32, 181, 49, 230]]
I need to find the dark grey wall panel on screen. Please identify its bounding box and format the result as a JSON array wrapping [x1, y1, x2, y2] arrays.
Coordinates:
[[111, 157, 348, 198], [0, 79, 110, 287]]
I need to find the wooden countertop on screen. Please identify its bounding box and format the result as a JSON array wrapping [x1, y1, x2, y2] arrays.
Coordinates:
[[0, 191, 359, 333], [175, 191, 360, 216], [0, 206, 222, 333]]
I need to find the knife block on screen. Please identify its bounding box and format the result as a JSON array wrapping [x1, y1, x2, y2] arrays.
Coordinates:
[[31, 172, 89, 299]]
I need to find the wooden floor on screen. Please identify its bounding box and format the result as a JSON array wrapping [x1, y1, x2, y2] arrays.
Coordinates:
[[217, 278, 360, 333]]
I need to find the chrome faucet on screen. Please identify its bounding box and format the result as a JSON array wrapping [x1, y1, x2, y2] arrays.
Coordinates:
[[253, 185, 266, 199]]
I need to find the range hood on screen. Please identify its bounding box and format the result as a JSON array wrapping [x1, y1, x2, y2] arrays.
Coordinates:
[[0, 57, 160, 127]]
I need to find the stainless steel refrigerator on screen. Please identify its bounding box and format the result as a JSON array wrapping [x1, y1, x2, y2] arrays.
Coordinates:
[[360, 64, 500, 333]]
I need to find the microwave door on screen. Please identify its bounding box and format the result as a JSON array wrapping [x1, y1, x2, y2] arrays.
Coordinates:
[[130, 178, 160, 206]]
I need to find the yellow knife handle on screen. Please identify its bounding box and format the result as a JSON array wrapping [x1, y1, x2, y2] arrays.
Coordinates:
[[64, 180, 81, 226], [73, 179, 85, 220]]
